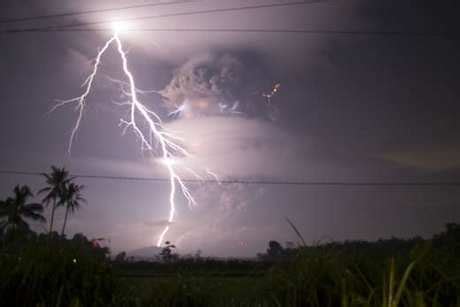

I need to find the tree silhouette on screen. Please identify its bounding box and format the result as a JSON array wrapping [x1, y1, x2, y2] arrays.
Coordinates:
[[60, 183, 85, 236], [39, 166, 72, 235], [160, 241, 178, 262], [267, 240, 284, 258], [114, 251, 127, 262], [0, 185, 46, 236]]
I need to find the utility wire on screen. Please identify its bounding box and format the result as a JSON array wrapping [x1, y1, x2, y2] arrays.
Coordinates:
[[2, 1, 324, 32], [2, 27, 456, 39], [1, 1, 454, 38], [0, 0, 200, 25], [1, 170, 459, 187]]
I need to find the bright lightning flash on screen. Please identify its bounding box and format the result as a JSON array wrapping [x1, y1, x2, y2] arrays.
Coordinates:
[[111, 21, 130, 34], [55, 25, 197, 247]]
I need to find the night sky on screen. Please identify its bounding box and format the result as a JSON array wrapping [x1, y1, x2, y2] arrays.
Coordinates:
[[1, 0, 459, 257]]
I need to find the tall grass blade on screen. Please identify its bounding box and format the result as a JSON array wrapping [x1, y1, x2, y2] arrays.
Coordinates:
[[285, 217, 307, 247]]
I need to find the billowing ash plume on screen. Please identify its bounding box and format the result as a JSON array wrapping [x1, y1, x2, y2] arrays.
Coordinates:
[[160, 52, 279, 120]]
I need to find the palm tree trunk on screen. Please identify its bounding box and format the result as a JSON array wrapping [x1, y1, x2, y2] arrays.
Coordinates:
[[49, 200, 56, 235], [61, 206, 69, 236]]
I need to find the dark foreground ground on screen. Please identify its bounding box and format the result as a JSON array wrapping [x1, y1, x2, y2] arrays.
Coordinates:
[[1, 224, 459, 307]]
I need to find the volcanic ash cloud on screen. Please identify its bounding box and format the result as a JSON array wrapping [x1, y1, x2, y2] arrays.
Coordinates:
[[160, 53, 276, 120]]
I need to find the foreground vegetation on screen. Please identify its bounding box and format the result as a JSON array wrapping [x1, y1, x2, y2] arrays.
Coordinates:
[[1, 166, 459, 306], [0, 224, 458, 306]]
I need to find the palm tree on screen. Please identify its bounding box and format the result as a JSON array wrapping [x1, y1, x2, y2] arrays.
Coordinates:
[[39, 166, 72, 234], [61, 182, 85, 236], [0, 185, 46, 235]]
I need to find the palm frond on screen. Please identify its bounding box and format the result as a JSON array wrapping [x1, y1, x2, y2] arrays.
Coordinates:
[[23, 203, 45, 213], [22, 210, 46, 223]]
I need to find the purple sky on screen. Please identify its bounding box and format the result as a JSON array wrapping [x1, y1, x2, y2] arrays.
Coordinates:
[[1, 0, 460, 257]]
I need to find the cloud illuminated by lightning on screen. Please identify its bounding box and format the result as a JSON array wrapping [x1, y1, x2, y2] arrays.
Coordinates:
[[55, 24, 200, 247]]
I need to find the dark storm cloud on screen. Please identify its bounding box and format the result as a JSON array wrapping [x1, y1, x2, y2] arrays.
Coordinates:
[[355, 0, 460, 33], [160, 51, 278, 119], [381, 146, 460, 172]]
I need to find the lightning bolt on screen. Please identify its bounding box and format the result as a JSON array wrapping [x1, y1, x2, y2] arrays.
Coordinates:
[[55, 27, 197, 247]]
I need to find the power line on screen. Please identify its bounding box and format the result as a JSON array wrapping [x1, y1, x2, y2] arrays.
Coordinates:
[[1, 1, 454, 39], [2, 1, 324, 32], [2, 27, 456, 39], [1, 170, 459, 187], [0, 0, 199, 25]]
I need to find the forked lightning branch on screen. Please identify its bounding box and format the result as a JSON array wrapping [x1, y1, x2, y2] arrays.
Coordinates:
[[54, 23, 199, 247]]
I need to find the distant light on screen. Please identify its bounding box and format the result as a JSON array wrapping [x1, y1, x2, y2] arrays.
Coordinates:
[[73, 258, 77, 264]]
